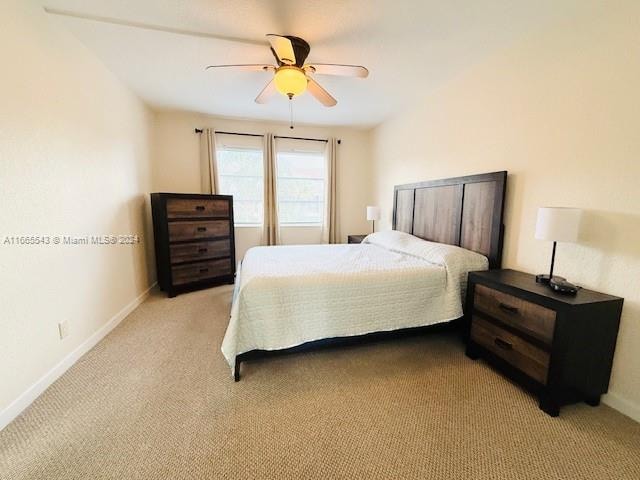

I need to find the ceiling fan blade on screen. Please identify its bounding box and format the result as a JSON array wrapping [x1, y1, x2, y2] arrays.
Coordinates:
[[206, 64, 275, 72], [255, 79, 277, 104], [306, 78, 337, 107], [266, 34, 296, 65], [304, 64, 369, 78]]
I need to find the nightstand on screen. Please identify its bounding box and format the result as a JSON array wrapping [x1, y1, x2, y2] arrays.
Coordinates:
[[465, 269, 623, 417], [347, 234, 368, 244]]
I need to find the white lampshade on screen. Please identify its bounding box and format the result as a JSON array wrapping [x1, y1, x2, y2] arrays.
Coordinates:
[[535, 207, 582, 242], [366, 206, 381, 221]]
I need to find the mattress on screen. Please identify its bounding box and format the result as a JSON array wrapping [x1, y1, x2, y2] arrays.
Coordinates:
[[221, 230, 488, 375]]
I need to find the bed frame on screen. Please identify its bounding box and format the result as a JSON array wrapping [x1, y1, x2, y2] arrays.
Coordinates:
[[233, 171, 507, 381]]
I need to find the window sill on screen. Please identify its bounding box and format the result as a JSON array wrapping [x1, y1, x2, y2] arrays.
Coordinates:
[[280, 224, 322, 228]]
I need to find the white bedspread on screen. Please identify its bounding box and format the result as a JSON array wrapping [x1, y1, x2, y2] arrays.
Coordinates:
[[221, 231, 488, 374]]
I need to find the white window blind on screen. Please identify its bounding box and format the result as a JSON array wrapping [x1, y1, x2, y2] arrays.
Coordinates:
[[275, 138, 327, 225], [215, 133, 264, 225]]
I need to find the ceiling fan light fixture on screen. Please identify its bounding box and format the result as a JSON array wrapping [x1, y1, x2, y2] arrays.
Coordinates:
[[274, 66, 307, 97]]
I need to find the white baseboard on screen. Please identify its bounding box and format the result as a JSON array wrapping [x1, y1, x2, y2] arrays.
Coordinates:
[[603, 392, 640, 423], [0, 283, 156, 431]]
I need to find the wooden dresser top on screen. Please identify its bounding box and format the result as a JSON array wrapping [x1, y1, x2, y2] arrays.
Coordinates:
[[469, 269, 623, 306]]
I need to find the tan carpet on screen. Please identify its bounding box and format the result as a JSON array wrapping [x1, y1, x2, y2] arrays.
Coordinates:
[[1, 286, 639, 480]]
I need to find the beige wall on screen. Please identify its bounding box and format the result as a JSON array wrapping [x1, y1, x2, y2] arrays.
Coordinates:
[[370, 3, 640, 420], [0, 1, 156, 421], [153, 111, 372, 259]]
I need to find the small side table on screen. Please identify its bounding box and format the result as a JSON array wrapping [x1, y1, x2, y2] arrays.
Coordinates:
[[465, 269, 623, 417], [347, 234, 368, 244]]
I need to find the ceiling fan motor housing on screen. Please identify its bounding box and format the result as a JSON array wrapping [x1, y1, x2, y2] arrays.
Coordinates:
[[271, 36, 310, 67]]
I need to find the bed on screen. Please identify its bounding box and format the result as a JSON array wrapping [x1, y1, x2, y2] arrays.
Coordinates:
[[222, 171, 507, 380]]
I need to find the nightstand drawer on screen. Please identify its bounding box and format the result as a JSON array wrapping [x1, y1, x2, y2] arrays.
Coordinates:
[[471, 316, 550, 385], [474, 284, 556, 344]]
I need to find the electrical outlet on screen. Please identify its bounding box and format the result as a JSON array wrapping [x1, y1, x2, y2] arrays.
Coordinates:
[[58, 321, 69, 340]]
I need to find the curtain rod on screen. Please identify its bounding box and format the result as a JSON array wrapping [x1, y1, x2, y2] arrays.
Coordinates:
[[195, 129, 340, 144]]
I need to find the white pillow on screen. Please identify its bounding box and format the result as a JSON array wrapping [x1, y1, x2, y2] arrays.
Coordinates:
[[363, 230, 488, 271]]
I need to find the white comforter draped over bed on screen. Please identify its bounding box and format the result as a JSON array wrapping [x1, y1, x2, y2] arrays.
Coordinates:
[[221, 231, 488, 374]]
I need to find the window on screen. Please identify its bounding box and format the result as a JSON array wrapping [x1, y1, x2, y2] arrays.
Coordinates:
[[214, 134, 327, 227], [216, 146, 264, 225], [276, 144, 326, 225]]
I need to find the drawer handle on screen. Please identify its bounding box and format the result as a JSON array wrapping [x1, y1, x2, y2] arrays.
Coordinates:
[[199, 268, 209, 273], [498, 303, 519, 314], [494, 338, 513, 350], [197, 227, 207, 232], [195, 205, 205, 211], [198, 248, 208, 253]]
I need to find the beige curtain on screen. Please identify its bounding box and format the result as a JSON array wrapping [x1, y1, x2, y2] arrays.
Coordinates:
[[263, 133, 279, 245], [322, 138, 338, 244], [199, 128, 219, 194]]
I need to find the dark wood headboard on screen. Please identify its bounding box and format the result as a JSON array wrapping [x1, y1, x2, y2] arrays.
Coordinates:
[[392, 171, 507, 268]]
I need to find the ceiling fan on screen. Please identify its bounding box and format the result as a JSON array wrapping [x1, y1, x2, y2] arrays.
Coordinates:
[[206, 35, 369, 107]]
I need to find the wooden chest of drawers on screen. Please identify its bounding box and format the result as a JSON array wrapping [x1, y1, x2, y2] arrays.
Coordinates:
[[151, 193, 235, 297], [465, 269, 623, 417]]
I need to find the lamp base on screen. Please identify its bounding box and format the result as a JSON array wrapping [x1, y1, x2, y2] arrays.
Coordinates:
[[535, 274, 566, 284]]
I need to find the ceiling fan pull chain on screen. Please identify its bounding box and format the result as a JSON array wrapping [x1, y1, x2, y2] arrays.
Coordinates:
[[289, 96, 294, 129]]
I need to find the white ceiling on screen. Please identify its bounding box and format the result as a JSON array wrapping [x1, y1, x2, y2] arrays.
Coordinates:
[[42, 0, 599, 127]]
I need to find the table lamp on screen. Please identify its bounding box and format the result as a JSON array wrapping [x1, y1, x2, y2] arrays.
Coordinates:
[[366, 206, 381, 234], [535, 207, 582, 292]]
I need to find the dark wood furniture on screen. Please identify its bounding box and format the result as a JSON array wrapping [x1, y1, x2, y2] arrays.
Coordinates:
[[151, 193, 235, 297], [233, 172, 508, 380], [465, 269, 623, 417], [393, 171, 507, 268], [347, 234, 367, 244]]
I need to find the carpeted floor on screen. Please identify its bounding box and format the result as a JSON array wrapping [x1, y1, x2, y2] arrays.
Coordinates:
[[1, 286, 639, 479]]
